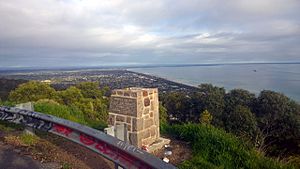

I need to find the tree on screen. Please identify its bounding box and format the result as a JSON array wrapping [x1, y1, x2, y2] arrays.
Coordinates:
[[0, 78, 27, 101], [56, 86, 83, 105], [159, 102, 168, 125], [224, 105, 258, 141], [76, 82, 109, 124], [9, 81, 56, 103], [224, 89, 255, 113], [162, 92, 192, 123], [254, 90, 300, 156], [199, 110, 213, 125], [197, 84, 226, 127], [34, 100, 87, 125], [76, 82, 103, 99]]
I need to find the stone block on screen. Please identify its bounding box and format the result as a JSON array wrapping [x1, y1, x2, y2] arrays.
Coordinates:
[[144, 118, 154, 128], [143, 107, 150, 115], [126, 117, 131, 124], [131, 92, 137, 97], [137, 100, 144, 118], [151, 101, 154, 110], [141, 129, 151, 139], [150, 126, 156, 136], [129, 133, 137, 145], [143, 90, 148, 97], [108, 114, 115, 125], [117, 91, 123, 95], [124, 91, 130, 96], [144, 98, 150, 107], [109, 97, 137, 116], [142, 137, 155, 146], [150, 111, 153, 117], [129, 133, 142, 147], [132, 118, 143, 131], [116, 115, 125, 122], [147, 137, 171, 153], [127, 125, 131, 132]]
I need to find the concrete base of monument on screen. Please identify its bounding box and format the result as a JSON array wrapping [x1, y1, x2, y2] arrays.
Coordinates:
[[147, 137, 171, 153]]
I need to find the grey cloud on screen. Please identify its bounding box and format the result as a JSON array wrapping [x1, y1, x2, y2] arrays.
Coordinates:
[[0, 0, 300, 68]]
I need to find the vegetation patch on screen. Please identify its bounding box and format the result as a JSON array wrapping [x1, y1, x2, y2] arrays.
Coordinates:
[[165, 124, 297, 169], [4, 133, 39, 147], [5, 81, 110, 130], [20, 133, 40, 146], [0, 121, 24, 132], [162, 84, 300, 157], [34, 100, 87, 125]]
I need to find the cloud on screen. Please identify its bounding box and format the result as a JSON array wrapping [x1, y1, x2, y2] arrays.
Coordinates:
[[0, 0, 299, 67]]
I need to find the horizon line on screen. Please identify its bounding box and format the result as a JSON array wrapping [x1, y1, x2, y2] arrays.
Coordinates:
[[1, 61, 300, 71]]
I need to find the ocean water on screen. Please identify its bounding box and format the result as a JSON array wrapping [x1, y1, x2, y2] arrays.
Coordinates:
[[129, 64, 300, 102]]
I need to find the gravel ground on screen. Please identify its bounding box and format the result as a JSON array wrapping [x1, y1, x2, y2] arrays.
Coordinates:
[[0, 142, 42, 169]]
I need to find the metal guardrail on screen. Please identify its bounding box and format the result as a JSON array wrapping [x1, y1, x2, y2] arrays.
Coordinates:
[[0, 106, 177, 169]]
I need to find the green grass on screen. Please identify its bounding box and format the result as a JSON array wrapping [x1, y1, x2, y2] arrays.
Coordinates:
[[20, 133, 39, 146], [4, 133, 39, 147], [62, 163, 72, 169], [34, 101, 107, 130], [0, 121, 24, 132], [0, 100, 16, 107], [165, 124, 296, 169], [34, 102, 87, 125]]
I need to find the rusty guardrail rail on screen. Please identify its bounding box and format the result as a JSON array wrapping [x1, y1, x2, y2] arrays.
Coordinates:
[[0, 106, 177, 169]]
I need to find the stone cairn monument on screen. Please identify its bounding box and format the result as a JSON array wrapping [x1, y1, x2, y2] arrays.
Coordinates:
[[108, 88, 169, 150]]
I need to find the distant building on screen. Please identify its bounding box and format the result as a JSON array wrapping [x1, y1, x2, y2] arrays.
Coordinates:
[[41, 80, 51, 83]]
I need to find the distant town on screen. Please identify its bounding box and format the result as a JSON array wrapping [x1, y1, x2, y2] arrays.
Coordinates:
[[0, 69, 198, 94]]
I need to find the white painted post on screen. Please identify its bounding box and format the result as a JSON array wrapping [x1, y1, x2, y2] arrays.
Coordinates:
[[15, 102, 35, 135], [115, 123, 127, 142], [104, 126, 115, 136], [104, 124, 127, 169]]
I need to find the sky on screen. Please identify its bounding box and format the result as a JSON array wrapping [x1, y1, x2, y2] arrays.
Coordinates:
[[0, 0, 300, 68]]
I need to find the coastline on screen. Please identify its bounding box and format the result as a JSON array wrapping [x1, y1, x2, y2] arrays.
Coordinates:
[[1, 66, 299, 102]]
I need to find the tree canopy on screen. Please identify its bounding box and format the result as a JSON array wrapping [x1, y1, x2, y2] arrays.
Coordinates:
[[197, 84, 226, 127], [161, 84, 300, 157], [254, 90, 300, 155], [9, 81, 56, 103], [224, 105, 258, 141], [8, 81, 109, 130]]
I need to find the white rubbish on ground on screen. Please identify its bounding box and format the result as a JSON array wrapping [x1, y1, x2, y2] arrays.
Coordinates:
[[162, 157, 170, 163], [164, 150, 172, 156]]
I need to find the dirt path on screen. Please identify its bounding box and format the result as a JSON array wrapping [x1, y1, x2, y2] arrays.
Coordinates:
[[0, 127, 190, 169], [42, 133, 115, 169], [0, 129, 114, 169], [0, 142, 42, 169]]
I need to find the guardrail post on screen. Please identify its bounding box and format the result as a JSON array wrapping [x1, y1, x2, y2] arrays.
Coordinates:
[[15, 102, 35, 135]]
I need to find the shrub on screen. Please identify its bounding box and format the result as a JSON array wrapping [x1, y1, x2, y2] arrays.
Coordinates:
[[224, 105, 258, 142], [199, 110, 213, 125], [9, 81, 56, 103], [34, 101, 87, 125], [165, 124, 296, 169], [20, 133, 39, 146], [0, 121, 24, 131], [34, 101, 107, 130], [4, 133, 39, 147]]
